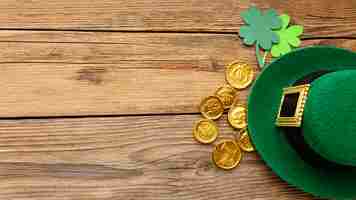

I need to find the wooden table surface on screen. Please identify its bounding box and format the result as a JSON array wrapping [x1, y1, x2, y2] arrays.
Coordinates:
[[0, 0, 354, 199]]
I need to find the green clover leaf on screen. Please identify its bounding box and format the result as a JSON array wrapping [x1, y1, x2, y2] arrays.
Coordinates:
[[239, 6, 282, 68], [271, 14, 304, 57]]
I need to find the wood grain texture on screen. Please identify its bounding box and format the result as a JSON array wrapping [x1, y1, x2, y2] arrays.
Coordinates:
[[0, 31, 250, 117], [0, 0, 352, 199], [0, 31, 353, 117], [0, 0, 355, 37], [0, 114, 318, 200]]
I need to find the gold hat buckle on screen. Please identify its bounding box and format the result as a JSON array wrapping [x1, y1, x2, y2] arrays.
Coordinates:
[[276, 84, 310, 127]]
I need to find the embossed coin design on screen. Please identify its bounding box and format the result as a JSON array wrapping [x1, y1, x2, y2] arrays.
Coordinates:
[[200, 96, 224, 120], [215, 85, 238, 109], [238, 129, 255, 152], [212, 140, 242, 170], [226, 62, 254, 89], [228, 105, 247, 129], [193, 119, 219, 144]]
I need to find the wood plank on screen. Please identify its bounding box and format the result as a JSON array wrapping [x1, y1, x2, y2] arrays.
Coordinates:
[[0, 114, 316, 200], [0, 31, 354, 117], [0, 31, 251, 117], [0, 0, 355, 37]]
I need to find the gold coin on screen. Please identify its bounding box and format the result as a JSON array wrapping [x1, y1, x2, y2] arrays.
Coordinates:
[[238, 129, 255, 152], [200, 96, 224, 120], [215, 85, 238, 109], [193, 119, 219, 144], [228, 105, 247, 129], [212, 140, 242, 170], [226, 62, 254, 89]]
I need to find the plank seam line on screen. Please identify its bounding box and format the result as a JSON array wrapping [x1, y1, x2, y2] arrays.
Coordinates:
[[2, 37, 356, 45], [0, 28, 239, 35], [0, 112, 202, 121], [0, 37, 354, 45], [0, 62, 212, 66]]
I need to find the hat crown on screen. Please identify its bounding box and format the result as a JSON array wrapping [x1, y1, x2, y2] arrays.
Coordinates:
[[303, 70, 356, 166]]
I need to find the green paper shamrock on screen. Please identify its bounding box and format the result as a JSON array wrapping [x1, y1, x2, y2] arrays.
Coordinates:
[[271, 14, 303, 57], [239, 6, 282, 68]]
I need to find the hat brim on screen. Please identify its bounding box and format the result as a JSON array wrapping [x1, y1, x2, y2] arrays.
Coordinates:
[[248, 46, 356, 199]]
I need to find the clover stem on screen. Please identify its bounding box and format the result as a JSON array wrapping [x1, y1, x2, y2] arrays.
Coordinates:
[[255, 43, 265, 68], [263, 51, 268, 62]]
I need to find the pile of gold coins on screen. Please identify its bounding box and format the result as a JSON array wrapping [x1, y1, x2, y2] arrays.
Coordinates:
[[193, 61, 256, 170]]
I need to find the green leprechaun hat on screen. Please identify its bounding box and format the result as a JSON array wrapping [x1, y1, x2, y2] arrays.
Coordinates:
[[248, 46, 356, 200]]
